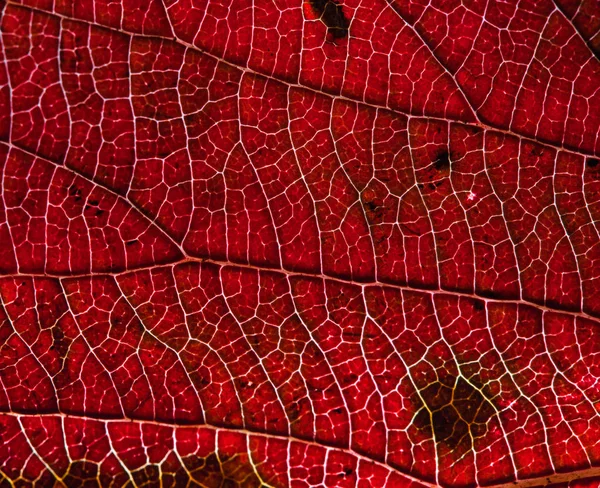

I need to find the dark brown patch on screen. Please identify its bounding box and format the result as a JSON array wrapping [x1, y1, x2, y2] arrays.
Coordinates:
[[63, 460, 100, 487], [434, 149, 451, 172], [310, 0, 350, 39], [132, 465, 160, 486], [186, 452, 263, 487], [416, 376, 495, 452], [160, 466, 191, 488], [50, 325, 70, 361]]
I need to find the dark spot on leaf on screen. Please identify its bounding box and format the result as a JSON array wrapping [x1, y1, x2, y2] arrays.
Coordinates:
[[193, 374, 210, 388], [75, 50, 86, 63], [529, 146, 544, 157], [163, 466, 192, 488], [68, 184, 83, 202], [415, 376, 495, 453], [473, 299, 485, 311], [310, 0, 350, 39], [184, 452, 262, 487], [84, 199, 104, 217], [362, 188, 386, 224], [287, 402, 301, 422], [63, 461, 99, 487], [364, 200, 384, 224], [51, 326, 70, 360], [340, 372, 358, 387], [587, 158, 599, 169], [126, 240, 137, 246], [434, 150, 450, 172], [343, 467, 353, 476], [133, 465, 160, 486], [431, 406, 462, 445]]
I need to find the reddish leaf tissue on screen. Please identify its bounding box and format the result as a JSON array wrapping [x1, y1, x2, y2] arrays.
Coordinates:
[[0, 0, 600, 486]]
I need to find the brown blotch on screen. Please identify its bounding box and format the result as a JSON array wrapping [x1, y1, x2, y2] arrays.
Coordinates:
[[132, 465, 160, 486], [185, 452, 264, 487], [63, 460, 99, 487], [310, 0, 350, 39], [416, 376, 496, 452], [50, 325, 70, 361]]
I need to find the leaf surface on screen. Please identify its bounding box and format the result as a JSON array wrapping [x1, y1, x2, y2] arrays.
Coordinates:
[[1, 0, 600, 486]]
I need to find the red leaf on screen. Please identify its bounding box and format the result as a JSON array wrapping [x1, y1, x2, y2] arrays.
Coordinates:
[[1, 0, 600, 486]]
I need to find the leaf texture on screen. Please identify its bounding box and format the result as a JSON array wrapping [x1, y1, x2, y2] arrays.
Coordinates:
[[0, 0, 600, 486]]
